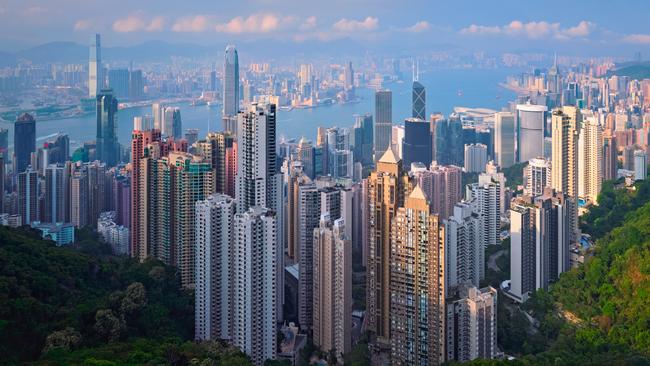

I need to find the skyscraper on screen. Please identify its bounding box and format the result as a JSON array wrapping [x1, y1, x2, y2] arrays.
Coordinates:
[[14, 113, 36, 174], [412, 81, 426, 120], [108, 69, 129, 99], [494, 112, 515, 168], [297, 181, 320, 331], [70, 170, 89, 228], [223, 45, 240, 134], [402, 118, 432, 169], [366, 148, 412, 340], [352, 114, 374, 167], [603, 132, 618, 181], [466, 174, 501, 247], [464, 143, 488, 173], [88, 34, 102, 98], [515, 104, 548, 163], [195, 194, 236, 341], [411, 164, 462, 220], [389, 186, 445, 365], [232, 207, 277, 366], [313, 215, 352, 359], [163, 106, 182, 139], [374, 90, 393, 158], [96, 89, 119, 166], [635, 150, 647, 180]]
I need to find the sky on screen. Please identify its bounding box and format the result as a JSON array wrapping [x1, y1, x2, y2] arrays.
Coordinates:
[[2, 0, 650, 56]]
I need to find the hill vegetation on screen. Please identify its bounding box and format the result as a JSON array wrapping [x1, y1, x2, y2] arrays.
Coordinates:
[[0, 226, 251, 365]]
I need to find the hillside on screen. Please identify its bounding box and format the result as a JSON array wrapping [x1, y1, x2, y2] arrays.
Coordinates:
[[606, 62, 650, 80], [0, 226, 250, 365]]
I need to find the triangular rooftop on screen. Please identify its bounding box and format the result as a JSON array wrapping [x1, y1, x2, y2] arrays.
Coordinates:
[[409, 185, 427, 200], [378, 147, 399, 164]]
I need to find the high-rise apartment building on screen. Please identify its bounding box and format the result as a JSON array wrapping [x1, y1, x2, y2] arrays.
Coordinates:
[[374, 90, 393, 158], [444, 202, 484, 289], [494, 111, 515, 168], [313, 215, 352, 359], [411, 164, 462, 220], [446, 286, 498, 362], [603, 132, 618, 181], [14, 113, 36, 174], [578, 115, 603, 204], [297, 181, 320, 330], [509, 190, 569, 302], [466, 174, 501, 247], [96, 89, 119, 166], [196, 132, 237, 197], [44, 163, 70, 223], [550, 107, 579, 242], [390, 186, 445, 365], [232, 207, 277, 366], [18, 168, 38, 225], [524, 158, 551, 197], [635, 150, 647, 180], [366, 148, 412, 340], [70, 171, 89, 228], [195, 194, 236, 341]]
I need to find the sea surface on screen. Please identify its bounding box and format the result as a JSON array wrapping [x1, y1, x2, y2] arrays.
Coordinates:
[[1, 68, 519, 150]]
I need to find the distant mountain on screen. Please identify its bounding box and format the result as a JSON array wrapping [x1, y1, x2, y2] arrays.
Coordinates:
[[16, 41, 87, 64], [607, 61, 650, 80]]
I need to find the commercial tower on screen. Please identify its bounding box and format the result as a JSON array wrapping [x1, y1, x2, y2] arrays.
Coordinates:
[[352, 114, 374, 167], [195, 194, 236, 341], [412, 80, 426, 120], [366, 148, 412, 341], [402, 118, 432, 169], [313, 215, 352, 360], [14, 113, 36, 173], [163, 106, 182, 139], [389, 186, 445, 365], [232, 207, 278, 366], [88, 34, 102, 98], [550, 107, 579, 243], [494, 112, 515, 168], [96, 89, 119, 166], [223, 45, 240, 134], [515, 104, 548, 163], [374, 90, 393, 159]]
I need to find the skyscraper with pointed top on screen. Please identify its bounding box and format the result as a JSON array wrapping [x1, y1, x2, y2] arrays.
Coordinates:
[[223, 45, 240, 135], [412, 60, 426, 120]]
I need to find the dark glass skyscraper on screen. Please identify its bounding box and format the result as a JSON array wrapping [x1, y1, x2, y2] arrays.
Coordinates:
[[402, 118, 432, 169], [374, 90, 392, 158], [353, 113, 373, 166], [96, 88, 119, 166], [412, 81, 426, 120], [14, 113, 36, 173]]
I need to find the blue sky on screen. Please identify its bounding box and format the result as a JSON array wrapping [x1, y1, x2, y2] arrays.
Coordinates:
[[2, 0, 650, 55]]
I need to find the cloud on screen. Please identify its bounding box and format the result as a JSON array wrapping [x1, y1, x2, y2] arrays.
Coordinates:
[[332, 16, 378, 32], [74, 19, 92, 31], [171, 15, 211, 32], [24, 6, 46, 15], [300, 16, 317, 31], [623, 34, 650, 44], [214, 13, 297, 34], [113, 13, 165, 33], [405, 21, 431, 33], [460, 20, 595, 40]]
